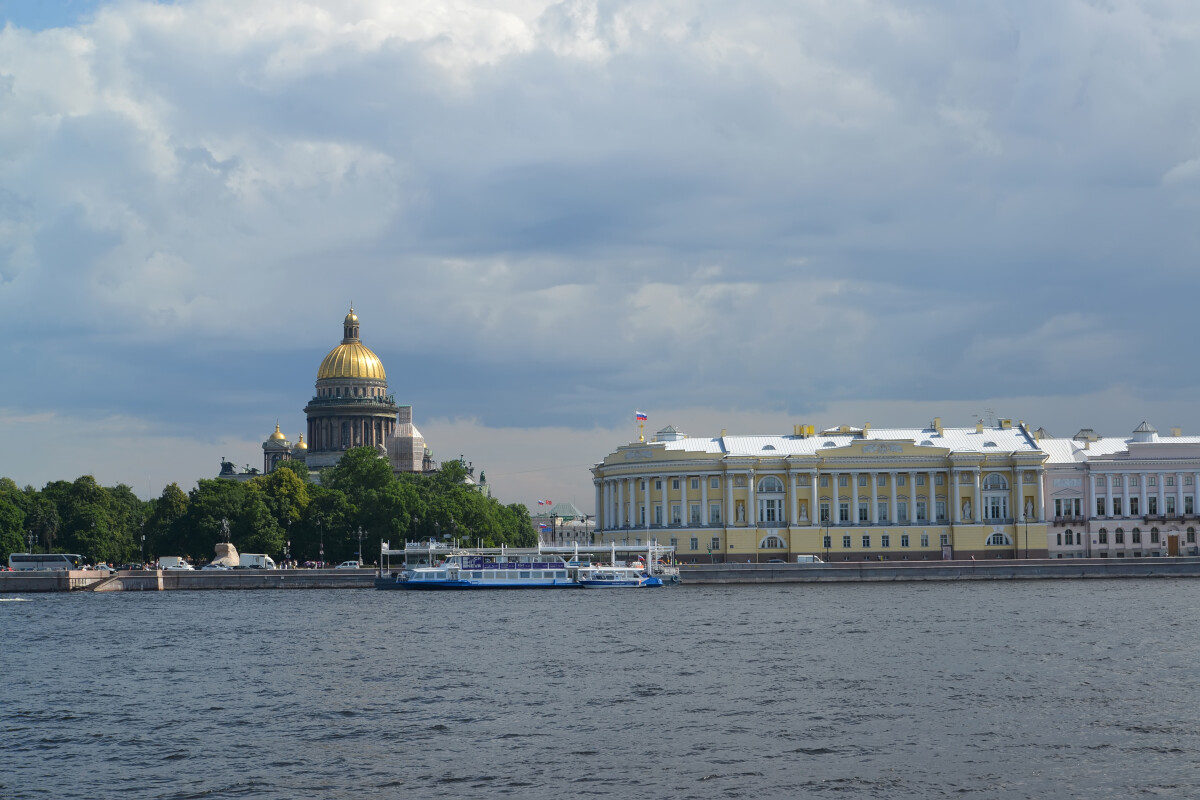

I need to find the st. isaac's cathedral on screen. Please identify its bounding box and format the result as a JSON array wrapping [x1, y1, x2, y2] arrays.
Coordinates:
[[219, 307, 435, 480]]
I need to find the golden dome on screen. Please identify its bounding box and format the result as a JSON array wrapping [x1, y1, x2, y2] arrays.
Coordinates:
[[269, 423, 286, 441], [317, 342, 386, 380], [294, 434, 308, 450], [317, 307, 386, 381]]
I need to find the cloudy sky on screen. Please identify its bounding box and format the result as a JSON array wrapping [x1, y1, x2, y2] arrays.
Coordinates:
[[2, 0, 1199, 512]]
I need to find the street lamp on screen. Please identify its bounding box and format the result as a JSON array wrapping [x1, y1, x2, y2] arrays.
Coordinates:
[[356, 526, 365, 565], [318, 520, 324, 565]]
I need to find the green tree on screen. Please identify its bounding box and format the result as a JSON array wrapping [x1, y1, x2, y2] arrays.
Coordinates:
[[146, 483, 189, 561], [174, 480, 247, 560], [0, 496, 26, 562]]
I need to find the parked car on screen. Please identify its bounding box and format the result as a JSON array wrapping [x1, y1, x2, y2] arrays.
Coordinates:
[[334, 560, 362, 569], [201, 563, 231, 570], [87, 563, 116, 573]]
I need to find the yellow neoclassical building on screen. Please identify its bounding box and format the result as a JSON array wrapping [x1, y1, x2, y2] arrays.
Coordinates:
[[592, 419, 1049, 562]]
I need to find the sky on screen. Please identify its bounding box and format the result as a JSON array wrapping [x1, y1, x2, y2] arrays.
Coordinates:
[[2, 0, 1199, 513]]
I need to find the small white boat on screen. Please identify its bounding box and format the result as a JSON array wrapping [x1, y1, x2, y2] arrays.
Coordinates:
[[576, 565, 662, 588]]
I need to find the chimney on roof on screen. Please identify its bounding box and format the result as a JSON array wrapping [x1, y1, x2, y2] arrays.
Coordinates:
[[933, 417, 943, 436], [976, 420, 984, 433], [863, 422, 871, 434], [720, 428, 726, 437], [1172, 426, 1182, 437], [1000, 419, 1012, 429]]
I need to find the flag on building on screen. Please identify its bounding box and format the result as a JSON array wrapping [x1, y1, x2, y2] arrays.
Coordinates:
[[636, 411, 648, 421]]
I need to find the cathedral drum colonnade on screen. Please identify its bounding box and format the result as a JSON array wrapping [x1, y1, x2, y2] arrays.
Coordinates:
[[591, 420, 1049, 562]]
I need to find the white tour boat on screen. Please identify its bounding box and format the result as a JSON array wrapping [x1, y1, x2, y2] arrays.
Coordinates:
[[576, 565, 663, 588]]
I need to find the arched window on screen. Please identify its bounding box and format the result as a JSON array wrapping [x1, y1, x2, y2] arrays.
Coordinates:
[[758, 476, 784, 493], [987, 532, 1012, 546], [1132, 527, 1141, 544], [983, 473, 1008, 490], [1065, 529, 1074, 545], [760, 535, 784, 549], [982, 474, 1010, 520], [1115, 527, 1125, 544], [1151, 527, 1160, 544], [757, 477, 784, 524]]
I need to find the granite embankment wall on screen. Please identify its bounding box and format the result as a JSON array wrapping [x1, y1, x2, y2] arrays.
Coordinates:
[[0, 569, 377, 593], [679, 557, 1200, 583]]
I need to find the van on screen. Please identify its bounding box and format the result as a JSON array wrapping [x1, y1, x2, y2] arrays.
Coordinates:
[[239, 553, 277, 569], [795, 555, 824, 564], [157, 556, 194, 570]]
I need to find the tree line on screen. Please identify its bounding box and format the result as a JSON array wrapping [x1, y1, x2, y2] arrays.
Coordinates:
[[0, 448, 534, 566]]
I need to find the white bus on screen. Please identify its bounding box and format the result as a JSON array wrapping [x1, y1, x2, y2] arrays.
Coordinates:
[[8, 553, 85, 571]]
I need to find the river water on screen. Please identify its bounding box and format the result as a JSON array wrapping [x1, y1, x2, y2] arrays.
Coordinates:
[[3, 580, 1198, 799]]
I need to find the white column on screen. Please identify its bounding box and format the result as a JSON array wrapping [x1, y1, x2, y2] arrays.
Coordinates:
[[701, 474, 709, 527], [645, 477, 652, 531], [1036, 469, 1045, 520], [726, 472, 733, 528], [1158, 472, 1165, 515], [1140, 473, 1147, 518], [973, 469, 981, 523], [1016, 467, 1024, 521], [851, 472, 859, 525], [661, 475, 668, 531], [681, 473, 689, 527], [1121, 472, 1130, 518], [873, 474, 883, 525], [929, 471, 938, 521], [1106, 474, 1113, 519], [616, 480, 624, 529], [790, 471, 799, 526], [811, 473, 819, 525], [594, 481, 602, 531], [1176, 472, 1184, 517], [1089, 474, 1098, 520], [906, 471, 914, 521], [748, 470, 757, 527], [954, 470, 962, 522]]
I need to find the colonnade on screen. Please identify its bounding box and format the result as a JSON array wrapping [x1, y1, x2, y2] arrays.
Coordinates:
[[1089, 471, 1200, 519], [594, 466, 1046, 532], [306, 414, 394, 453]]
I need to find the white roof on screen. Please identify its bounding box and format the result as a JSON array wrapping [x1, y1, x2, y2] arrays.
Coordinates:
[[649, 425, 1040, 457]]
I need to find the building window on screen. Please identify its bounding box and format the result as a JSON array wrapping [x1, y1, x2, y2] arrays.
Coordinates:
[[655, 479, 662, 490], [710, 504, 721, 524], [839, 503, 850, 523], [1188, 476, 1195, 486], [1189, 528, 1196, 543], [859, 474, 869, 487], [935, 501, 946, 521], [1149, 476, 1158, 487], [1149, 497, 1158, 514], [897, 475, 906, 487], [690, 504, 701, 525], [1114, 476, 1123, 487], [916, 501, 927, 521], [1095, 476, 1105, 488], [1115, 528, 1124, 544], [672, 479, 679, 490], [879, 502, 890, 522], [1096, 498, 1106, 516], [654, 506, 663, 525], [917, 475, 925, 486], [823, 535, 831, 548], [901, 534, 909, 547], [710, 477, 719, 489], [820, 476, 830, 487], [671, 504, 681, 525], [1166, 496, 1176, 514], [1057, 533, 1062, 546], [1131, 476, 1139, 487], [1167, 476, 1175, 487], [758, 476, 785, 493], [921, 534, 929, 547], [861, 534, 871, 548], [819, 502, 830, 523], [710, 537, 720, 551], [761, 536, 784, 549], [1130, 497, 1140, 515], [897, 501, 908, 523], [1065, 530, 1074, 545], [987, 533, 1011, 546], [839, 476, 848, 487], [691, 478, 699, 490], [1098, 529, 1108, 544], [690, 537, 698, 551], [641, 481, 646, 490], [797, 475, 810, 487], [669, 537, 678, 548], [878, 474, 888, 487], [759, 498, 783, 524], [1132, 528, 1142, 544], [635, 538, 642, 546], [842, 535, 851, 548], [858, 502, 869, 522], [935, 474, 945, 486], [940, 534, 949, 546], [1151, 528, 1160, 544], [881, 534, 890, 548], [1113, 498, 1123, 516]]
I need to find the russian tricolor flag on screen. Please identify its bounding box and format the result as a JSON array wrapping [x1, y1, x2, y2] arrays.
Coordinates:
[[635, 411, 648, 421]]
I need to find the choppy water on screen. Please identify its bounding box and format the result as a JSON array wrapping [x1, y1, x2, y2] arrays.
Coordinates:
[[3, 581, 1199, 799]]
